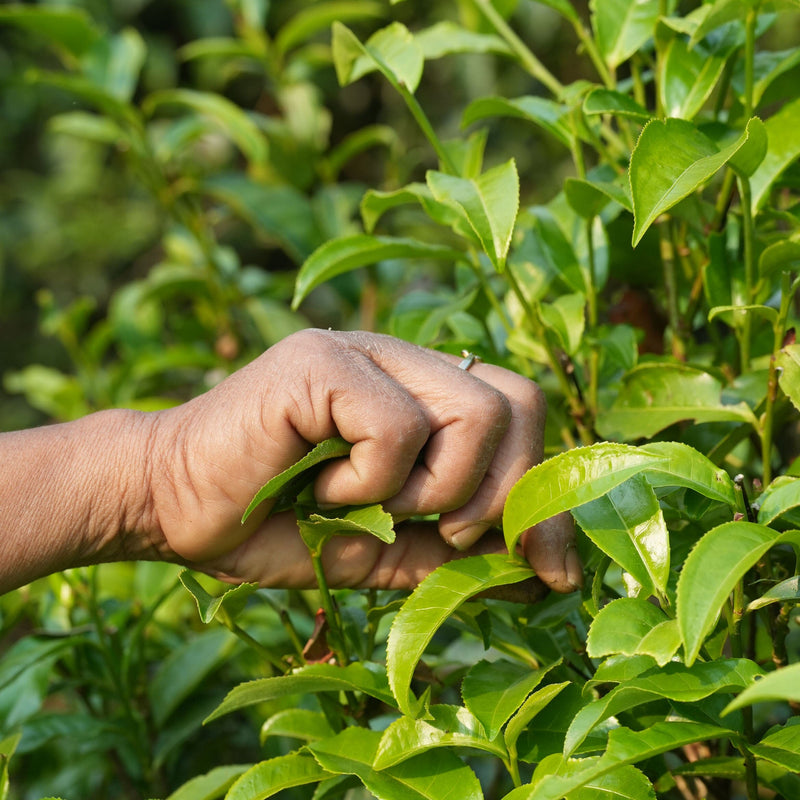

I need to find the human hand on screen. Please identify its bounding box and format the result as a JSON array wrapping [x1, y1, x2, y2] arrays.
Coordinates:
[[139, 329, 580, 592]]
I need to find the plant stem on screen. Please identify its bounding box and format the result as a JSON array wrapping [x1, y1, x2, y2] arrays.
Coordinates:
[[660, 223, 685, 360], [226, 621, 283, 672], [469, 0, 563, 97], [398, 86, 459, 175], [738, 175, 756, 372], [310, 549, 348, 665]]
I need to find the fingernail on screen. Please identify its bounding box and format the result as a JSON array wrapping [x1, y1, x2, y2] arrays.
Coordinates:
[[564, 546, 584, 590], [450, 527, 480, 551]]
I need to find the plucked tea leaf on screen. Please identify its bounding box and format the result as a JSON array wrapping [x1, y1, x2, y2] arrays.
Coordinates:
[[723, 663, 800, 713], [748, 721, 800, 772], [308, 727, 483, 800], [596, 363, 758, 440], [751, 97, 800, 211], [586, 598, 670, 659], [462, 660, 556, 740], [332, 21, 423, 93], [373, 704, 507, 769], [630, 117, 766, 245], [503, 443, 669, 552], [297, 504, 395, 553], [226, 753, 332, 800], [678, 523, 800, 664], [573, 475, 670, 597], [386, 554, 534, 716], [292, 235, 464, 310], [747, 576, 800, 611], [165, 765, 250, 800], [180, 572, 258, 624], [590, 0, 661, 70], [205, 662, 395, 723], [462, 96, 573, 149], [426, 159, 519, 271], [242, 437, 352, 522], [583, 88, 651, 122]]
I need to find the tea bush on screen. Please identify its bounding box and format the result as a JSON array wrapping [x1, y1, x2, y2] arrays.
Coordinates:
[[1, 0, 800, 798]]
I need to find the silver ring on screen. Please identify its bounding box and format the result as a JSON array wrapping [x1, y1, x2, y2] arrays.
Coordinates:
[[458, 350, 480, 371]]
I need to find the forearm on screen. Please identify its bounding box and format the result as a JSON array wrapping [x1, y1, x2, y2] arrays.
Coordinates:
[[0, 409, 159, 594]]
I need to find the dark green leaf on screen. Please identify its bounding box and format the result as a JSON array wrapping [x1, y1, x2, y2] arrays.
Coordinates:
[[462, 96, 573, 149], [564, 177, 633, 219], [583, 88, 651, 122], [749, 721, 800, 772], [0, 6, 101, 58]]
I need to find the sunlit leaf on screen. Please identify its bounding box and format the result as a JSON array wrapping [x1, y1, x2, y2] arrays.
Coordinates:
[[297, 504, 395, 553], [751, 97, 800, 212], [504, 683, 571, 754], [748, 720, 800, 772], [226, 753, 332, 800], [591, 0, 661, 70], [386, 554, 534, 716], [180, 572, 259, 625], [747, 576, 800, 611], [415, 21, 511, 59], [776, 343, 800, 413], [164, 765, 250, 800], [677, 523, 800, 665], [260, 710, 335, 745], [586, 598, 670, 659], [723, 663, 800, 714], [564, 765, 656, 800]]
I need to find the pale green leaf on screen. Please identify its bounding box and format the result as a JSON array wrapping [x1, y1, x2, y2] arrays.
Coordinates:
[[386, 554, 534, 716], [630, 117, 766, 246], [776, 344, 800, 413], [226, 753, 332, 800], [748, 721, 800, 772], [165, 765, 249, 800], [462, 96, 573, 149], [308, 727, 483, 800], [591, 0, 661, 70], [583, 88, 651, 122], [751, 97, 800, 212], [0, 6, 101, 58], [205, 662, 395, 723], [503, 443, 670, 552], [415, 21, 511, 59], [83, 28, 146, 102], [586, 598, 670, 659], [678, 523, 800, 664], [462, 660, 556, 740], [708, 304, 778, 328], [504, 683, 571, 753], [759, 235, 800, 278], [260, 709, 335, 745], [757, 476, 800, 525], [359, 183, 461, 234], [596, 363, 758, 440], [292, 235, 464, 310], [426, 159, 519, 271], [179, 572, 259, 624], [723, 663, 800, 714], [297, 504, 395, 553], [566, 766, 656, 800], [373, 704, 507, 769], [573, 475, 670, 597], [747, 575, 800, 611]]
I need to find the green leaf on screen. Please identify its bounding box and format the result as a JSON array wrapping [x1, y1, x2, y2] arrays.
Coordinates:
[[292, 235, 464, 310], [749, 721, 800, 771], [179, 571, 259, 624], [260, 710, 335, 745], [462, 660, 556, 740], [373, 704, 507, 769], [386, 554, 535, 716], [504, 683, 571, 754], [757, 476, 800, 525], [332, 21, 424, 93], [566, 766, 656, 800], [776, 343, 800, 413], [591, 0, 661, 70], [205, 662, 395, 724], [596, 363, 758, 440], [226, 753, 332, 800], [678, 523, 800, 665], [503, 443, 669, 553], [149, 628, 237, 727], [308, 727, 483, 800], [586, 598, 670, 659], [360, 183, 461, 234], [630, 117, 766, 246], [144, 89, 268, 169], [242, 437, 352, 522], [426, 159, 519, 271], [274, 2, 384, 57], [659, 36, 732, 120], [84, 28, 146, 102], [462, 96, 573, 150], [0, 6, 101, 58], [564, 659, 762, 756], [759, 235, 800, 278], [747, 575, 800, 611], [165, 765, 250, 800], [723, 662, 800, 714], [415, 21, 511, 59], [583, 88, 651, 122], [573, 475, 670, 598], [297, 504, 395, 553], [564, 177, 633, 219], [734, 47, 800, 110], [751, 97, 800, 212]]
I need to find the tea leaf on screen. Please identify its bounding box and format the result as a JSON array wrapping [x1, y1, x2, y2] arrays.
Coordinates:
[[749, 721, 800, 772], [462, 660, 556, 740], [226, 753, 332, 800], [205, 662, 395, 723], [462, 96, 572, 149], [586, 598, 670, 659], [386, 554, 534, 716], [751, 96, 800, 212], [747, 575, 800, 611], [554, 765, 656, 800], [759, 235, 800, 278], [426, 159, 519, 271], [0, 6, 101, 58], [503, 443, 669, 552], [564, 177, 633, 218], [596, 363, 758, 440], [373, 704, 507, 769], [292, 235, 464, 310], [574, 475, 670, 597], [757, 476, 800, 524], [723, 663, 800, 713], [678, 523, 800, 665], [591, 0, 661, 70], [776, 344, 800, 413], [504, 683, 571, 754], [583, 88, 651, 122], [360, 183, 461, 233], [260, 709, 335, 745], [308, 727, 483, 800], [165, 765, 250, 800], [415, 21, 511, 59], [180, 571, 258, 624], [297, 504, 395, 553], [630, 117, 766, 246]]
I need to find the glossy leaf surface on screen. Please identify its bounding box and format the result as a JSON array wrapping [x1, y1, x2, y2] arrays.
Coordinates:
[[164, 765, 250, 800], [179, 572, 258, 625], [723, 662, 800, 713], [586, 598, 670, 660], [260, 709, 335, 745], [387, 554, 534, 716], [591, 0, 661, 70], [583, 88, 650, 122], [226, 753, 332, 800]]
